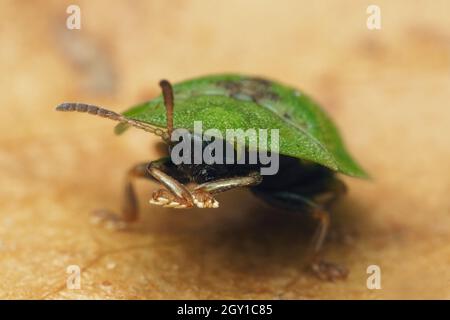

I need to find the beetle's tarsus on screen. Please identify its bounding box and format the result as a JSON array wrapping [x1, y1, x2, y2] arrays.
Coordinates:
[[149, 187, 219, 209], [150, 189, 193, 209], [191, 189, 219, 208], [90, 209, 128, 231], [309, 258, 349, 281]]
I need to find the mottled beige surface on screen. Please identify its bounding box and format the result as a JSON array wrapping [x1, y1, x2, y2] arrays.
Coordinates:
[[0, 0, 449, 299]]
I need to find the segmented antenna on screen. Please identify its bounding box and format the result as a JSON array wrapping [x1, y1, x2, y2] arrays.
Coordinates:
[[55, 103, 168, 139], [159, 80, 174, 138]]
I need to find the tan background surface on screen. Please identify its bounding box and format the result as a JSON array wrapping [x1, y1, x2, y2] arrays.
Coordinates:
[[0, 0, 449, 299]]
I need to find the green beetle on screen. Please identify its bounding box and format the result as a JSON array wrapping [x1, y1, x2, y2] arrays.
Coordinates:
[[56, 74, 368, 281]]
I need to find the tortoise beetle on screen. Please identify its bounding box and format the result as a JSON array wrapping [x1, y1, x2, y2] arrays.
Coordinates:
[[56, 74, 368, 280]]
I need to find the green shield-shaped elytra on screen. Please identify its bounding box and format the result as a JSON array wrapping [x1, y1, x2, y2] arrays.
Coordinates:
[[116, 74, 368, 178]]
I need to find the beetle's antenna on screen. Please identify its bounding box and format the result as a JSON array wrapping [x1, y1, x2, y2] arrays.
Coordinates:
[[55, 103, 168, 138], [159, 80, 174, 139]]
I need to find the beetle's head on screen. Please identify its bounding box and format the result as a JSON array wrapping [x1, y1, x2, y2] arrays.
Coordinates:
[[55, 80, 177, 145]]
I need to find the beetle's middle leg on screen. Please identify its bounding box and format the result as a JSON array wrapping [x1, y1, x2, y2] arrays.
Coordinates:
[[252, 177, 348, 281], [306, 179, 349, 281], [91, 162, 155, 229]]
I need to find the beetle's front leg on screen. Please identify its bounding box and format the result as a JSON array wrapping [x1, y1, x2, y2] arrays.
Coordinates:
[[147, 159, 196, 209], [189, 172, 262, 208], [146, 159, 220, 209]]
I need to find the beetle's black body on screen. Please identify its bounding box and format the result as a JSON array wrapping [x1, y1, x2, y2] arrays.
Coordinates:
[[164, 136, 262, 184], [163, 137, 340, 213]]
